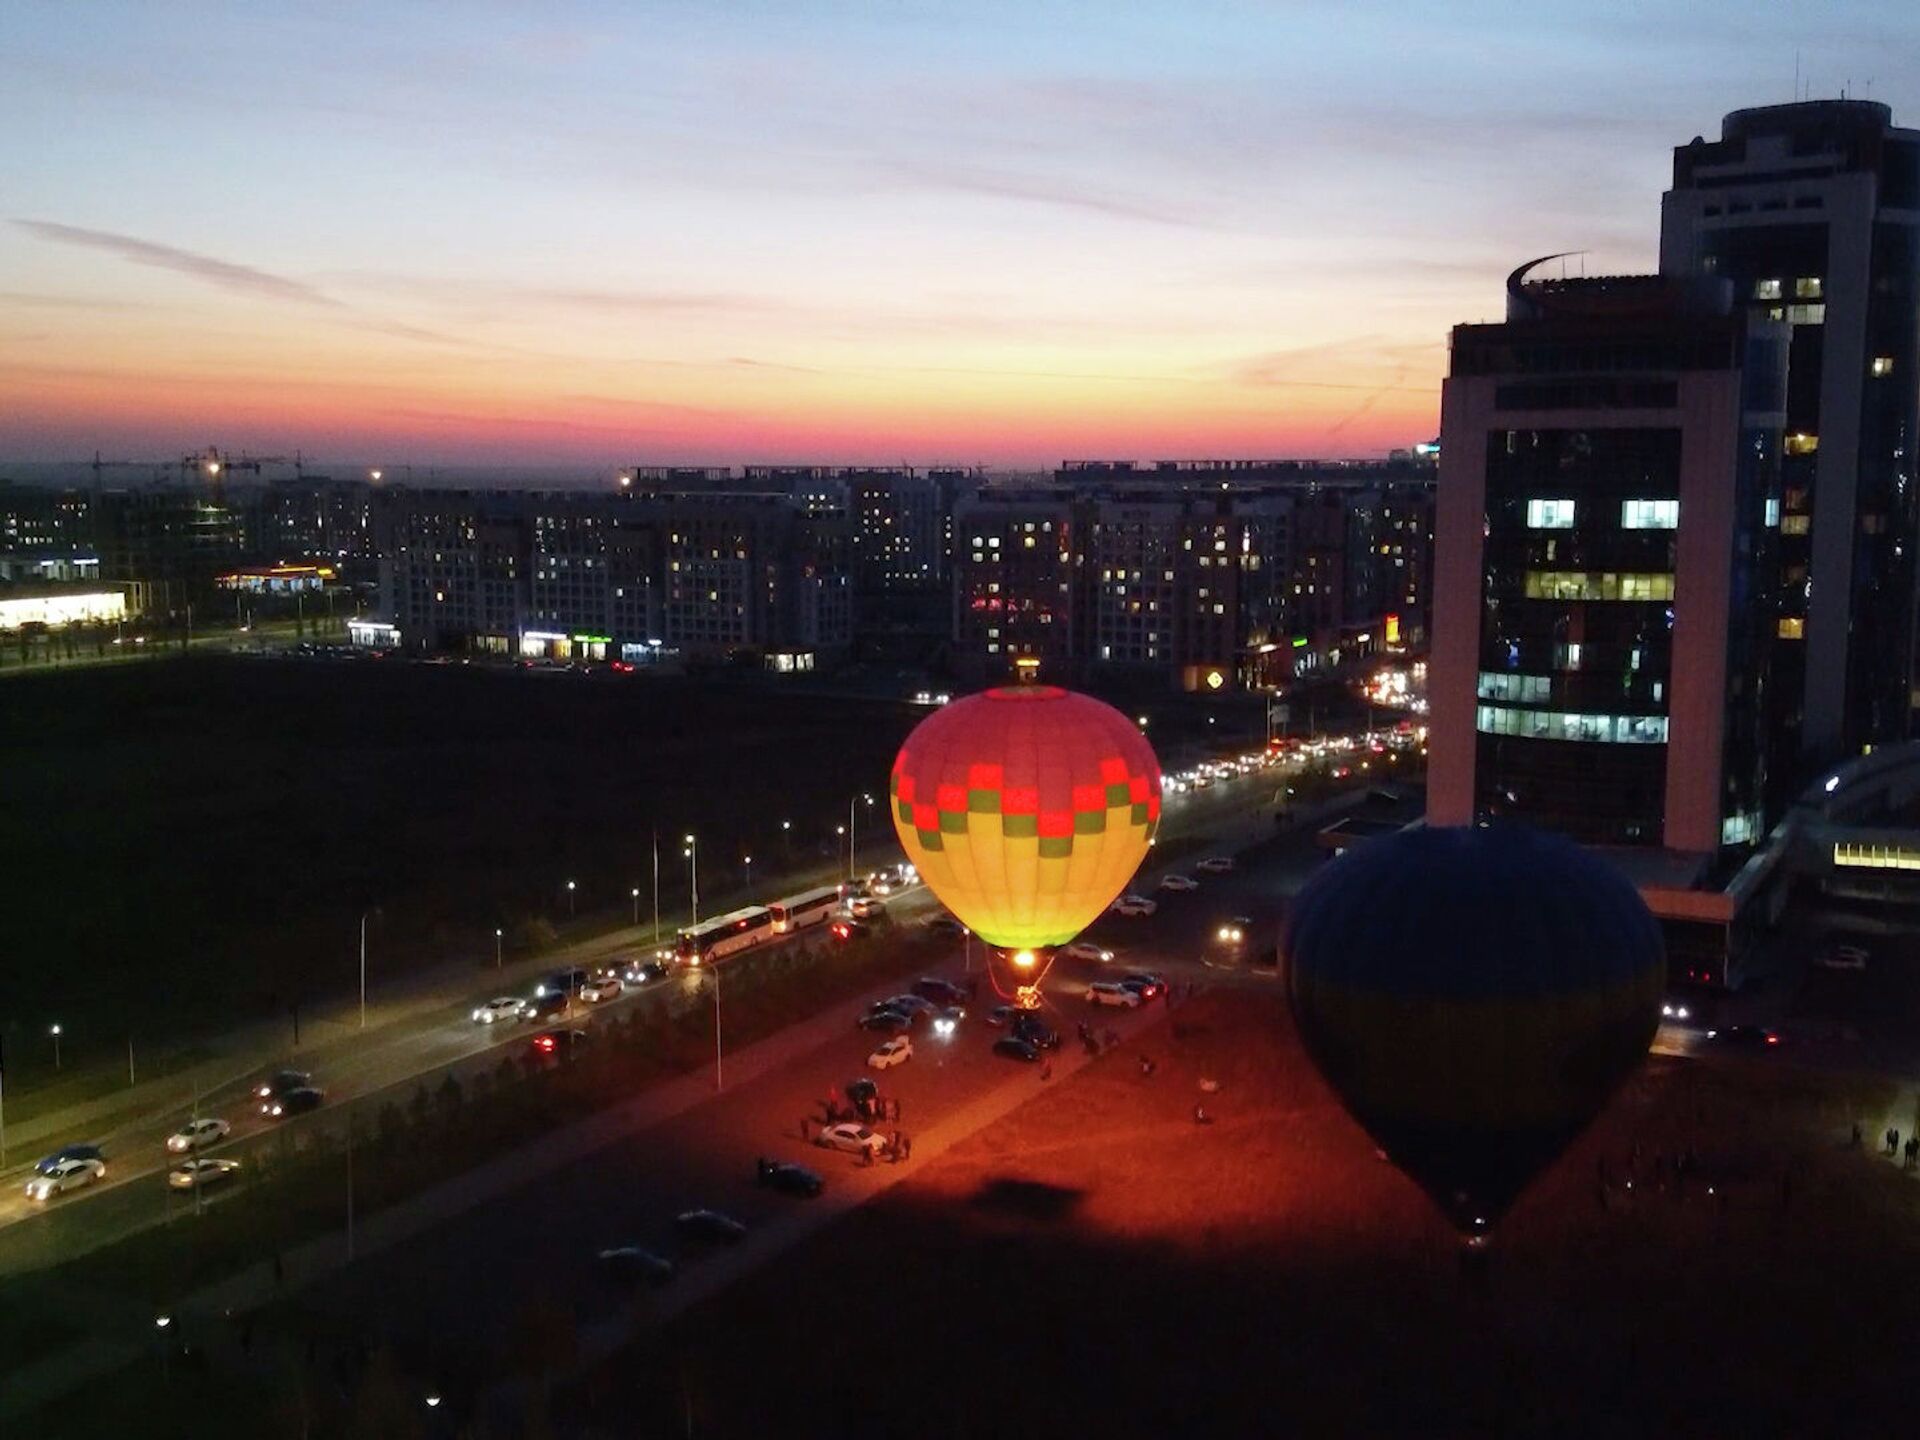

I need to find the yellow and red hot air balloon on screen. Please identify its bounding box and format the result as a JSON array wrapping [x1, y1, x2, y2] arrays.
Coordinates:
[[890, 685, 1160, 999]]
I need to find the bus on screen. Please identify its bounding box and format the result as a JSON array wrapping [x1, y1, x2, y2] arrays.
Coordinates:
[[676, 906, 775, 966], [769, 886, 841, 934]]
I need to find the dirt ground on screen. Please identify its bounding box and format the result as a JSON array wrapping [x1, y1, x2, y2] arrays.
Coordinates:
[[563, 987, 1920, 1439]]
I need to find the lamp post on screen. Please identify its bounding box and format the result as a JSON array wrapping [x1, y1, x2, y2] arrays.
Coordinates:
[[836, 824, 846, 879], [49, 1024, 61, 1071], [743, 854, 753, 897], [684, 835, 699, 924], [711, 965, 724, 1091], [566, 880, 576, 920], [651, 827, 661, 948], [781, 819, 792, 862], [631, 887, 641, 926], [494, 927, 503, 971]]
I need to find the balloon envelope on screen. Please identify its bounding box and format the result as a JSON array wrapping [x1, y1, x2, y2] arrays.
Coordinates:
[[1285, 824, 1664, 1233], [889, 686, 1160, 949]]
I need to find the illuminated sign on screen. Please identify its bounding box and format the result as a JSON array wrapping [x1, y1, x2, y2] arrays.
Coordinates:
[[1204, 669, 1226, 691], [1291, 637, 1308, 649], [570, 633, 613, 644], [1385, 614, 1401, 645]]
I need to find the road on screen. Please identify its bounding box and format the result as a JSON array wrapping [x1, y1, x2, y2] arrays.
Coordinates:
[[0, 748, 1316, 1275]]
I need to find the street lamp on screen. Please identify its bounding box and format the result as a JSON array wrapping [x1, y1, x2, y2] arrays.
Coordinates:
[[683, 835, 699, 924], [566, 879, 577, 919], [50, 1023, 62, 1070], [743, 855, 753, 895], [494, 927, 503, 970], [631, 886, 641, 926]]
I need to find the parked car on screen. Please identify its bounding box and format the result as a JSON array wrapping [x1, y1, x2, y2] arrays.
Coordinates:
[[1118, 971, 1168, 1001], [814, 1122, 887, 1156], [986, 1005, 1020, 1028], [993, 1036, 1041, 1063], [1063, 941, 1115, 963], [676, 1209, 748, 1244], [1012, 1015, 1061, 1050], [868, 1036, 914, 1070], [579, 976, 623, 1003], [883, 994, 936, 1019], [924, 915, 968, 938], [597, 1246, 676, 1287], [1110, 894, 1158, 917], [25, 1157, 105, 1201], [756, 1158, 824, 1197], [913, 977, 969, 1007], [254, 1070, 311, 1101], [1158, 874, 1199, 893], [261, 1086, 324, 1119], [1087, 981, 1142, 1008], [858, 1004, 913, 1034], [35, 1143, 104, 1176], [166, 1118, 230, 1154], [168, 1158, 242, 1191], [1195, 856, 1236, 875], [472, 996, 523, 1025]]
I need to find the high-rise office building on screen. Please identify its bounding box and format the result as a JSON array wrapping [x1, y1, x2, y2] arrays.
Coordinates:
[[1428, 266, 1788, 860], [1660, 100, 1920, 794]]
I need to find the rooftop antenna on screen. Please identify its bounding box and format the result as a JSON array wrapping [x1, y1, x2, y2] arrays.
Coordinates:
[[1794, 50, 1800, 103]]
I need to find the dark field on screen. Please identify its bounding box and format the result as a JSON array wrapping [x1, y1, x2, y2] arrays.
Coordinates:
[[565, 989, 1920, 1439], [0, 660, 918, 1063]]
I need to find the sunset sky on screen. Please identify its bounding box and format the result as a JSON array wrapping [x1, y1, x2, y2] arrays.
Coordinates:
[[2, 0, 1913, 470]]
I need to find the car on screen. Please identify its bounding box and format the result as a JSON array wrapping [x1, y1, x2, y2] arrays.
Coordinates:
[[520, 991, 571, 1022], [932, 1006, 965, 1038], [1063, 941, 1115, 964], [472, 996, 523, 1025], [756, 1158, 824, 1197], [166, 1118, 230, 1153], [1215, 917, 1254, 947], [993, 1036, 1041, 1063], [676, 1209, 748, 1244], [1012, 1015, 1061, 1050], [262, 1086, 324, 1118], [913, 978, 969, 1007], [537, 968, 591, 998], [858, 1004, 913, 1033], [621, 959, 669, 986], [831, 917, 872, 943], [814, 1121, 888, 1156], [1704, 1024, 1781, 1049], [25, 1157, 105, 1201], [986, 1005, 1019, 1027], [1195, 856, 1236, 875], [168, 1158, 242, 1191], [597, 1246, 676, 1286], [1660, 997, 1698, 1023], [1119, 971, 1168, 1001], [924, 915, 968, 938], [884, 994, 936, 1018], [579, 976, 623, 1003], [254, 1069, 311, 1101], [868, 1036, 914, 1070], [1087, 980, 1143, 1008], [1817, 944, 1869, 972], [1158, 874, 1199, 893], [846, 895, 887, 920], [1109, 894, 1158, 917], [34, 1143, 104, 1176], [531, 1029, 590, 1059]]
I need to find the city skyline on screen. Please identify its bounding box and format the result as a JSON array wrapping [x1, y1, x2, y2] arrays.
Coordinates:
[[3, 0, 1914, 466]]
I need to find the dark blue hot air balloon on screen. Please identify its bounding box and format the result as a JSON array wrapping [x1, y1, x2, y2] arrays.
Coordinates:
[[1285, 824, 1664, 1238]]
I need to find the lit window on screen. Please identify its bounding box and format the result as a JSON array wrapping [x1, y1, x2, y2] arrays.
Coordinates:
[[1620, 499, 1678, 530], [1754, 279, 1783, 301], [1794, 277, 1823, 299], [1785, 433, 1820, 456], [1778, 617, 1805, 640], [1554, 642, 1583, 671], [1871, 356, 1895, 378], [1781, 514, 1810, 536], [1474, 704, 1668, 744], [1765, 497, 1781, 528], [1787, 304, 1826, 325], [1524, 571, 1675, 602], [1526, 499, 1577, 529]]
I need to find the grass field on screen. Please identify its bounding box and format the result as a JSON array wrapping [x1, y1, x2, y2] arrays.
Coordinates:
[[0, 658, 921, 1079], [558, 988, 1920, 1438]]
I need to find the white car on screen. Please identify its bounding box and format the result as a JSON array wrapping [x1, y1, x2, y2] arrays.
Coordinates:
[[168, 1158, 242, 1191], [1087, 981, 1142, 1008], [1063, 941, 1114, 963], [580, 977, 624, 1003], [868, 1036, 914, 1070], [1110, 894, 1158, 917], [25, 1158, 104, 1201], [847, 895, 888, 920], [472, 996, 523, 1025], [1158, 874, 1199, 893], [166, 1118, 230, 1153], [814, 1121, 887, 1156], [1195, 856, 1236, 875]]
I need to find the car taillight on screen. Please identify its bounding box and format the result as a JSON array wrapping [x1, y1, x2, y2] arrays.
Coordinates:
[[1767, 1035, 1779, 1045]]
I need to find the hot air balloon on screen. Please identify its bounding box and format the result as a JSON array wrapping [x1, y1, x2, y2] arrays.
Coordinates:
[[890, 685, 1160, 1002], [1284, 823, 1664, 1240]]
